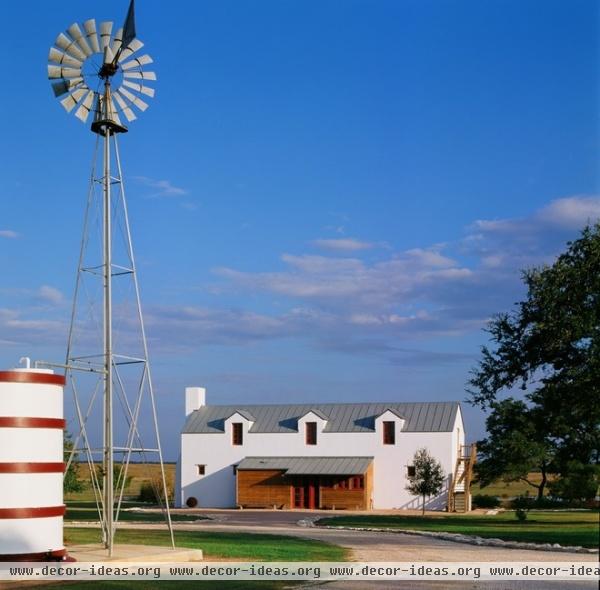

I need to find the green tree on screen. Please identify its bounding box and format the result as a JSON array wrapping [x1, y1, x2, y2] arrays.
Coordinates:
[[63, 432, 85, 494], [476, 399, 553, 500], [405, 447, 445, 514], [469, 224, 600, 497], [548, 461, 600, 503]]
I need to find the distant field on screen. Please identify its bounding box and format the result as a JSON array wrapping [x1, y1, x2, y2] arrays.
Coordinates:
[[471, 472, 556, 498], [66, 462, 176, 502]]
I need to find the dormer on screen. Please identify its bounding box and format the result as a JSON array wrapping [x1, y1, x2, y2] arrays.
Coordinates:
[[297, 409, 328, 445], [224, 410, 256, 446], [375, 408, 406, 445]]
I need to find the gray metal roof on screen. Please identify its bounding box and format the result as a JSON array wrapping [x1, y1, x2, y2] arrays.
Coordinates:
[[182, 401, 460, 434], [236, 456, 373, 475], [226, 409, 256, 422]]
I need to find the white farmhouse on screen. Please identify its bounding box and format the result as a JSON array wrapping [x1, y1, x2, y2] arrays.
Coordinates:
[[176, 387, 475, 511]]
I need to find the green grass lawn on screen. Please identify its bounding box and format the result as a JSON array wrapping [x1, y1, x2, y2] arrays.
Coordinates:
[[317, 510, 599, 548], [65, 527, 348, 561], [66, 501, 202, 523]]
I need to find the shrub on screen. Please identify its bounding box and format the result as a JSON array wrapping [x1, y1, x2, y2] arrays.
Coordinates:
[[472, 494, 501, 509], [512, 494, 531, 522], [138, 477, 173, 504]]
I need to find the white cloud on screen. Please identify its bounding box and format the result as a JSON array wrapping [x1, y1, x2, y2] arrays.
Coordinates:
[[405, 248, 456, 268], [133, 176, 188, 198], [205, 194, 596, 358], [471, 195, 600, 236], [37, 285, 64, 305], [215, 246, 473, 311], [312, 238, 374, 252], [0, 230, 19, 239], [536, 195, 600, 229]]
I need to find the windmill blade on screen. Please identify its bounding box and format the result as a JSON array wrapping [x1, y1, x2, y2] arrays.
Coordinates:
[[99, 22, 113, 49], [48, 47, 83, 68], [51, 78, 86, 97], [74, 90, 95, 123], [67, 23, 93, 57], [60, 87, 88, 113], [123, 70, 157, 81], [122, 79, 155, 98], [118, 87, 149, 111], [84, 19, 101, 53], [103, 45, 115, 66], [118, 38, 144, 62], [121, 53, 153, 70], [112, 90, 137, 121], [111, 27, 123, 56], [55, 32, 87, 61], [48, 65, 82, 79], [51, 80, 70, 97]]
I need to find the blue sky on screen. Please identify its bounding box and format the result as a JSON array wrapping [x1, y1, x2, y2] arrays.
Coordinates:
[[0, 0, 598, 459]]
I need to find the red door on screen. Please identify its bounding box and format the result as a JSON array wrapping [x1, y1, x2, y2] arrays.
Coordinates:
[[293, 477, 319, 509]]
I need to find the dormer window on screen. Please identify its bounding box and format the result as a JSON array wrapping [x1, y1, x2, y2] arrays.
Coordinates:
[[305, 422, 317, 445], [383, 421, 395, 445], [232, 422, 243, 445]]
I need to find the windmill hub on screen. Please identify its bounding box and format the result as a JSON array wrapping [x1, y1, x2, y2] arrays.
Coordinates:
[[98, 61, 119, 80]]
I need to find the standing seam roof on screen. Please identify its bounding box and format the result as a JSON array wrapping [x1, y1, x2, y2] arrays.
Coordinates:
[[182, 401, 460, 434]]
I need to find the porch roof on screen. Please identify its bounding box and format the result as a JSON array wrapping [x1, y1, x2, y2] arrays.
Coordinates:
[[236, 456, 373, 475]]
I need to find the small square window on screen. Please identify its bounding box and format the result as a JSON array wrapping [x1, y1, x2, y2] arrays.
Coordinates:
[[407, 465, 416, 477], [197, 464, 206, 476]]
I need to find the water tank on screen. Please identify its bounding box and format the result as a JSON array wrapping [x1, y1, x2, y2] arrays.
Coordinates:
[[0, 367, 66, 561]]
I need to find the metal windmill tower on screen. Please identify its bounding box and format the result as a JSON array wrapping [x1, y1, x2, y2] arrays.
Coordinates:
[[47, 0, 174, 554]]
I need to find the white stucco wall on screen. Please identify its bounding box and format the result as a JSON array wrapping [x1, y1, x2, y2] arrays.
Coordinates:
[[177, 404, 465, 510]]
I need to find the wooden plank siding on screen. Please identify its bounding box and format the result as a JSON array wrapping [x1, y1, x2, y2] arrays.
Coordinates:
[[237, 469, 292, 508], [237, 463, 373, 510]]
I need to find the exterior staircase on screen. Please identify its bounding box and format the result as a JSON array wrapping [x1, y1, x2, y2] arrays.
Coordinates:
[[448, 444, 476, 512]]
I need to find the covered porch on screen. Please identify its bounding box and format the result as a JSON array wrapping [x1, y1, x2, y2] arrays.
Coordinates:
[[236, 456, 374, 510]]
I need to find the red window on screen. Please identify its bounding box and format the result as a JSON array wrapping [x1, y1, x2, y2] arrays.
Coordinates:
[[232, 422, 243, 445], [350, 476, 364, 489], [306, 422, 317, 445], [383, 421, 395, 444]]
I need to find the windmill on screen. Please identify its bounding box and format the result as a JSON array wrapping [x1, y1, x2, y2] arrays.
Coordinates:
[[47, 0, 173, 555]]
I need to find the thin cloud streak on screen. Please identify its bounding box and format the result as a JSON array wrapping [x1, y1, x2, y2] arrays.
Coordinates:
[[312, 238, 375, 252], [133, 176, 188, 198]]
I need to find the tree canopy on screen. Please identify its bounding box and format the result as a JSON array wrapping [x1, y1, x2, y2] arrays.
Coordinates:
[[469, 224, 600, 497]]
